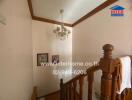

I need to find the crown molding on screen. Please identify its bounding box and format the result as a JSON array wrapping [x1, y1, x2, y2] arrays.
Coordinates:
[[72, 0, 118, 27], [27, 0, 118, 27]]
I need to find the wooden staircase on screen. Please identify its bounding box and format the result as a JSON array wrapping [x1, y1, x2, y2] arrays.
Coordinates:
[[31, 44, 132, 100], [59, 44, 132, 100]]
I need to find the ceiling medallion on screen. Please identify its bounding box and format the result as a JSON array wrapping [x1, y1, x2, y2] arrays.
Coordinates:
[[53, 9, 71, 40]]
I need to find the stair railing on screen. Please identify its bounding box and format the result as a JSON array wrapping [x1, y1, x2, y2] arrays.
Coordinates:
[[60, 65, 100, 100], [60, 44, 132, 100]]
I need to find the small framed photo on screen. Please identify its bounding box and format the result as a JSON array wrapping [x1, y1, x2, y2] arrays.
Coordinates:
[[37, 53, 48, 66], [52, 55, 59, 64]]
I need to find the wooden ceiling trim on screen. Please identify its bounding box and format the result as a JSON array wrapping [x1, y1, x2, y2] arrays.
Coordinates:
[[27, 0, 72, 27], [27, 0, 34, 17], [27, 0, 118, 27], [72, 0, 118, 27], [32, 16, 72, 27]]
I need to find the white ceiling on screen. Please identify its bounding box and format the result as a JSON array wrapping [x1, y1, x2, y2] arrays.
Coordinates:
[[32, 0, 107, 24]]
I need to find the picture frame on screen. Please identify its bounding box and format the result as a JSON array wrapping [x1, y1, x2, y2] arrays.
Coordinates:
[[37, 53, 48, 66], [52, 55, 59, 64]]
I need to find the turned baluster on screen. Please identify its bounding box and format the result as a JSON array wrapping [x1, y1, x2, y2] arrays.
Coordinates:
[[79, 75, 83, 100], [65, 84, 68, 100], [87, 71, 94, 100], [60, 79, 65, 100], [100, 44, 115, 100], [73, 80, 77, 100], [68, 82, 72, 100]]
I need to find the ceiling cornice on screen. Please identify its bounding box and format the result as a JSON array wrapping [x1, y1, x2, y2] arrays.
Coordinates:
[[27, 0, 118, 27], [32, 16, 72, 27], [72, 0, 118, 27]]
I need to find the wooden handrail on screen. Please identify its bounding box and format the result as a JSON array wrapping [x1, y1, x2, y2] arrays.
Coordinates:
[[60, 65, 100, 100], [64, 65, 100, 85]]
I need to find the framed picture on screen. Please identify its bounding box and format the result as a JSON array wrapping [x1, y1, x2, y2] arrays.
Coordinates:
[[37, 53, 48, 66], [52, 55, 59, 64]]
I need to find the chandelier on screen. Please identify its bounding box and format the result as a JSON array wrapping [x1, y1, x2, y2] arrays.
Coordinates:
[[53, 9, 71, 40]]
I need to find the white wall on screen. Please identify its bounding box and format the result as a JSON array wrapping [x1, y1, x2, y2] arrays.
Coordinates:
[[1, 0, 131, 99], [32, 20, 72, 96], [73, 0, 132, 63], [0, 0, 33, 100], [73, 1, 132, 99]]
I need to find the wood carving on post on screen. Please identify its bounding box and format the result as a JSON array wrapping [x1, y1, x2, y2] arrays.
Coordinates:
[[99, 44, 115, 100]]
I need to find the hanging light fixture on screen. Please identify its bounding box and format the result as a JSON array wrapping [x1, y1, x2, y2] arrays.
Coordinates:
[[53, 9, 71, 40]]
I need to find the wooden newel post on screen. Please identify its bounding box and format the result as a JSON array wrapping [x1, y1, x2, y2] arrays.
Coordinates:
[[100, 44, 115, 100], [60, 79, 64, 100]]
